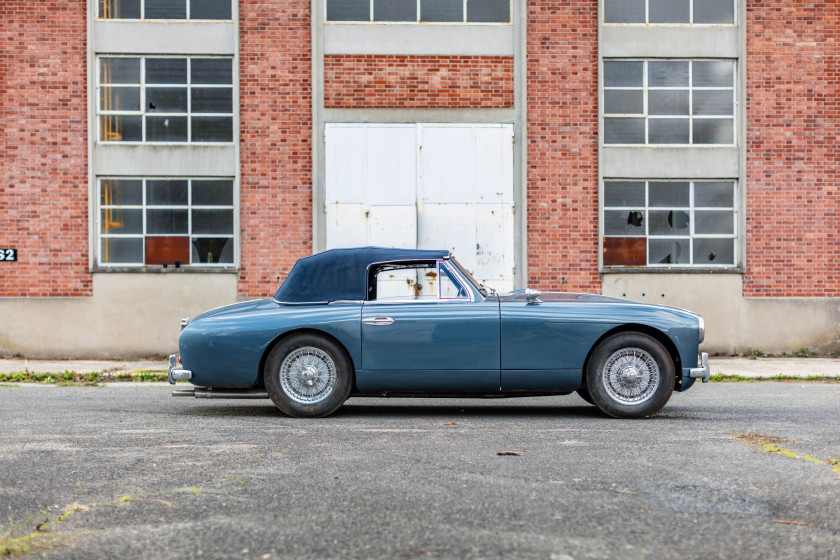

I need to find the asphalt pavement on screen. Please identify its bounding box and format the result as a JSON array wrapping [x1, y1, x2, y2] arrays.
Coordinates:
[[1, 382, 839, 559]]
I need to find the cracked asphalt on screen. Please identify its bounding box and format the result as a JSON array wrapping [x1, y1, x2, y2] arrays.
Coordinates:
[[1, 383, 838, 559]]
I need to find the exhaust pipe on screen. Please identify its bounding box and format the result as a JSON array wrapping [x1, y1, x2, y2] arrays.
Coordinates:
[[172, 388, 269, 399]]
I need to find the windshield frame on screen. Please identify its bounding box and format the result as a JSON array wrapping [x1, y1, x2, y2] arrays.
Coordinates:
[[448, 257, 490, 297]]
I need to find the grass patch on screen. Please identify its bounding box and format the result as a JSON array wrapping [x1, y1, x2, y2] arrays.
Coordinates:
[[0, 370, 168, 385], [732, 433, 840, 476], [0, 383, 19, 388], [0, 504, 89, 557], [709, 373, 754, 383], [710, 373, 840, 384]]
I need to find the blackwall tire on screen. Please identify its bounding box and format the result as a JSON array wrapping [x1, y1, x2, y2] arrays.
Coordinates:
[[264, 333, 353, 418], [585, 332, 675, 419], [575, 387, 596, 405]]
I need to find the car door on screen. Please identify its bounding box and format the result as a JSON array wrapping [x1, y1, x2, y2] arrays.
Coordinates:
[[356, 260, 501, 394]]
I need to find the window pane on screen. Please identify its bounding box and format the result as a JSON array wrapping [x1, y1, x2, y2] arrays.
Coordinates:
[[374, 0, 416, 20], [192, 238, 234, 264], [145, 236, 190, 265], [648, 118, 689, 144], [604, 210, 646, 236], [648, 90, 689, 115], [693, 118, 733, 144], [603, 237, 647, 266], [604, 181, 646, 207], [191, 117, 233, 142], [693, 90, 733, 115], [146, 116, 188, 142], [649, 238, 689, 264], [694, 0, 734, 24], [604, 61, 644, 87], [422, 0, 463, 22], [604, 0, 645, 23], [146, 59, 187, 84], [101, 238, 143, 264], [604, 118, 645, 144], [146, 180, 188, 205], [190, 0, 231, 19], [694, 182, 734, 207], [192, 180, 234, 205], [693, 61, 733, 87], [649, 181, 689, 207], [191, 88, 233, 113], [100, 115, 142, 141], [145, 0, 186, 19], [192, 210, 234, 234], [147, 209, 188, 234], [604, 90, 644, 114], [99, 0, 141, 19], [467, 0, 510, 23], [100, 58, 140, 84], [693, 239, 734, 265], [101, 208, 142, 234], [649, 0, 689, 23], [327, 0, 370, 21], [146, 87, 188, 113], [650, 210, 690, 234], [192, 59, 233, 85], [101, 179, 143, 206], [695, 211, 734, 234], [648, 61, 689, 87], [100, 87, 141, 111]]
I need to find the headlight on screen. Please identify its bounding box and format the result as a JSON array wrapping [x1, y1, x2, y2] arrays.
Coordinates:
[[697, 316, 705, 344]]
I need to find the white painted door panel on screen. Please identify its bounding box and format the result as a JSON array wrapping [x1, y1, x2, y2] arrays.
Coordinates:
[[325, 122, 514, 291]]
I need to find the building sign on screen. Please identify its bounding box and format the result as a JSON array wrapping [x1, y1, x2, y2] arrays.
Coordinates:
[[0, 249, 17, 262]]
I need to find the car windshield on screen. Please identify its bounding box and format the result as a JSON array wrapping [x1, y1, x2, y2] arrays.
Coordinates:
[[449, 258, 489, 296]]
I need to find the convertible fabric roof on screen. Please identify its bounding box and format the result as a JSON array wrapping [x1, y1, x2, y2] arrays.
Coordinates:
[[273, 247, 451, 303]]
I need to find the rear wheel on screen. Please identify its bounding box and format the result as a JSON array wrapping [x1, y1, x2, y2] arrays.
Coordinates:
[[585, 332, 675, 419], [264, 333, 353, 417]]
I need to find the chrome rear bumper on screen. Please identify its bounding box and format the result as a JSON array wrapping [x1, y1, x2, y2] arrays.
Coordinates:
[[689, 352, 710, 383], [167, 354, 193, 384]]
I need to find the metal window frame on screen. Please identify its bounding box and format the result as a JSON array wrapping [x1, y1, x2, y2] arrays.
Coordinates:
[[97, 177, 237, 267], [96, 55, 235, 145], [602, 179, 738, 268], [97, 0, 235, 21], [324, 0, 512, 24], [602, 0, 737, 26]]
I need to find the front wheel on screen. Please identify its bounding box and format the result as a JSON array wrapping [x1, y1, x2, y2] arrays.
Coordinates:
[[264, 333, 353, 417], [585, 332, 675, 419]]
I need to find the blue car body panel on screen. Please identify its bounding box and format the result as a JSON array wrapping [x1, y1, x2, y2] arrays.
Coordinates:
[[177, 249, 704, 395]]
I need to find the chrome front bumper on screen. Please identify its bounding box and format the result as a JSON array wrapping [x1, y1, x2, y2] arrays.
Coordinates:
[[689, 352, 710, 383], [168, 354, 193, 384]]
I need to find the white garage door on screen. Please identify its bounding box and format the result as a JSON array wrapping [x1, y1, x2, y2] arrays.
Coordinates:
[[325, 123, 515, 292]]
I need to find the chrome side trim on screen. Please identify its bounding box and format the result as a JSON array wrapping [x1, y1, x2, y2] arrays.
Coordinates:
[[362, 316, 395, 326], [689, 352, 710, 383]]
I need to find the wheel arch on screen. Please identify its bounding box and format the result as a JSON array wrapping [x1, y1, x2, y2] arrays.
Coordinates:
[[258, 328, 358, 390], [581, 324, 681, 388]]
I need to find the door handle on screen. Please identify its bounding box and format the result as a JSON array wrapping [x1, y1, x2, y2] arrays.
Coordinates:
[[362, 316, 395, 326]]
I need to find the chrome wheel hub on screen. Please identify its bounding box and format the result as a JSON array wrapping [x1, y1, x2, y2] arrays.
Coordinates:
[[602, 347, 659, 405], [280, 346, 337, 404]]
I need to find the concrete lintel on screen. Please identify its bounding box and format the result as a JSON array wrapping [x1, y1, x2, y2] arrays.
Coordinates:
[[94, 21, 235, 55], [602, 146, 739, 178], [324, 23, 514, 56], [94, 145, 236, 176], [323, 108, 516, 124], [602, 26, 738, 59]]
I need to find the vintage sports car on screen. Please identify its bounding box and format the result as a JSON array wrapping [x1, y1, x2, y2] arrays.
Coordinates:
[[169, 247, 709, 419]]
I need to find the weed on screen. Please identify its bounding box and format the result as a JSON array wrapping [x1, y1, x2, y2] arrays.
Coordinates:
[[709, 373, 754, 383], [743, 348, 764, 359], [797, 347, 813, 356]]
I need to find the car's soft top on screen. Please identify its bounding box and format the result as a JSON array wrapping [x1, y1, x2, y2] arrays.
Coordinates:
[[273, 247, 451, 304]]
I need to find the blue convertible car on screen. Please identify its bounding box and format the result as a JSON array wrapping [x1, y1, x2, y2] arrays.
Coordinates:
[[169, 247, 709, 418]]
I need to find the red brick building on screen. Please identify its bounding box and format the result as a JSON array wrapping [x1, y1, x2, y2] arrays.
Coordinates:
[[1, 1, 838, 357]]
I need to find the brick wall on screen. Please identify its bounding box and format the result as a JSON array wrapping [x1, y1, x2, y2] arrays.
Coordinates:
[[324, 55, 514, 109], [239, 0, 313, 297], [0, 1, 90, 297], [526, 1, 600, 293], [744, 1, 840, 297]]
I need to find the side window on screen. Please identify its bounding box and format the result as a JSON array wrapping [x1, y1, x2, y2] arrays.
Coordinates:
[[371, 262, 469, 301]]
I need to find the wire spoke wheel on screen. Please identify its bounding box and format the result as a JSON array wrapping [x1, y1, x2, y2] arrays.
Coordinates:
[[279, 346, 337, 404], [601, 347, 660, 406]]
